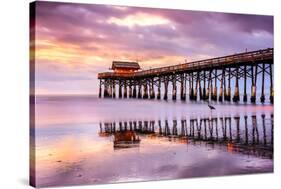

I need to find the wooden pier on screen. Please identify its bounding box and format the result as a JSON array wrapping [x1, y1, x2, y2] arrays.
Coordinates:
[[98, 48, 274, 103]]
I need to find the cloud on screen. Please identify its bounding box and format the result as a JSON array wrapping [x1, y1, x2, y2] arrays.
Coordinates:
[[33, 1, 273, 94], [107, 12, 171, 27]]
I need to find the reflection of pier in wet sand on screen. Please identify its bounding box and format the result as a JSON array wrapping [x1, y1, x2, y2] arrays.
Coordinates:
[[99, 114, 273, 158]]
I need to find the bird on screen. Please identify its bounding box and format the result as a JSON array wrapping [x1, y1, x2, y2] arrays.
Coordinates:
[[208, 104, 216, 110], [208, 103, 216, 117]]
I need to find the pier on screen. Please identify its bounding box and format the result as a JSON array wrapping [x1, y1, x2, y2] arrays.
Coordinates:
[[98, 48, 273, 103]]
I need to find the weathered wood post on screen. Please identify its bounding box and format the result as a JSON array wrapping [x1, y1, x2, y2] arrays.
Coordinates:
[[143, 80, 148, 99], [150, 78, 155, 99], [260, 63, 265, 103], [250, 65, 257, 103], [210, 71, 214, 100], [213, 69, 217, 101], [226, 67, 231, 101], [157, 77, 161, 100], [148, 79, 152, 99], [195, 72, 200, 101], [269, 64, 274, 103], [202, 71, 206, 100], [123, 80, 127, 98], [164, 76, 169, 100], [98, 79, 102, 98], [137, 81, 142, 98], [206, 70, 212, 101], [233, 66, 240, 102], [104, 79, 108, 98], [219, 69, 224, 102], [128, 81, 132, 98], [183, 74, 187, 100], [199, 72, 203, 100], [112, 80, 116, 98], [108, 80, 112, 97], [243, 65, 247, 102], [132, 81, 137, 98], [118, 81, 122, 98], [172, 75, 177, 100], [180, 74, 185, 100], [189, 72, 194, 100]]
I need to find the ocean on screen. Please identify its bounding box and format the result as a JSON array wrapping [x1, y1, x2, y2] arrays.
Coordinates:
[[33, 95, 273, 187]]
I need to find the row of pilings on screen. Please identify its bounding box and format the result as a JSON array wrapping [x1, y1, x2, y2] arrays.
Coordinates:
[[99, 64, 273, 103]]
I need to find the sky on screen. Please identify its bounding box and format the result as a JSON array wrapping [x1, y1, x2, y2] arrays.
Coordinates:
[[32, 1, 273, 95]]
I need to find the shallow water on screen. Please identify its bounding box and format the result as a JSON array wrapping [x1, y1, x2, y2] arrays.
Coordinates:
[[33, 95, 273, 187]]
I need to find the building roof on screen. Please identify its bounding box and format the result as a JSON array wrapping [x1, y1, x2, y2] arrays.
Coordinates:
[[112, 61, 141, 70]]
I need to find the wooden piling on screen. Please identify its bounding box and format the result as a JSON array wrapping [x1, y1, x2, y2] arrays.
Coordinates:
[[233, 66, 240, 102], [199, 72, 203, 100], [132, 81, 137, 98], [157, 77, 161, 100], [143, 80, 148, 99], [213, 69, 217, 101], [206, 70, 212, 101], [194, 72, 200, 101], [269, 64, 274, 103], [164, 77, 169, 100], [98, 79, 102, 98], [250, 65, 257, 103], [112, 80, 116, 98], [172, 75, 177, 100], [203, 71, 206, 100], [219, 69, 224, 102], [103, 81, 107, 97], [180, 74, 186, 100], [227, 67, 231, 101], [119, 81, 122, 98], [182, 74, 186, 100], [189, 72, 194, 100], [243, 65, 247, 102], [123, 80, 127, 98], [150, 78, 155, 99], [260, 63, 265, 103], [137, 82, 142, 98], [128, 81, 132, 98]]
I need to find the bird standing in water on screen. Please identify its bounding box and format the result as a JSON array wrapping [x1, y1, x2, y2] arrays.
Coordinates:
[[208, 103, 216, 117], [208, 104, 216, 110]]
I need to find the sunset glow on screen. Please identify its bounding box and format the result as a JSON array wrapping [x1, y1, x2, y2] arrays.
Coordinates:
[[32, 2, 273, 95]]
